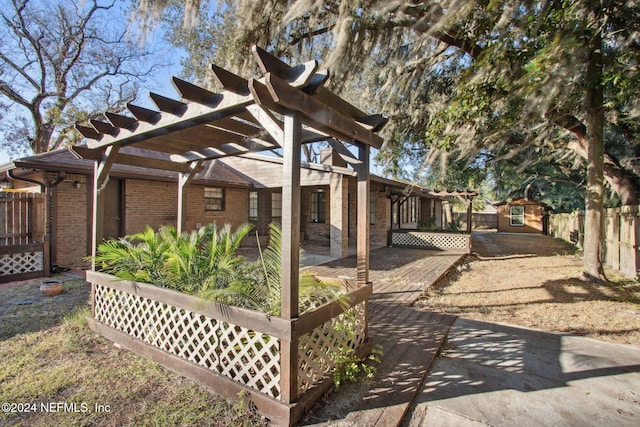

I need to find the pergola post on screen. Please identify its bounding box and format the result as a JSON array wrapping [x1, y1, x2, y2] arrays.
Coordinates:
[[280, 110, 301, 404], [355, 143, 370, 286], [177, 161, 202, 234], [91, 144, 119, 270]]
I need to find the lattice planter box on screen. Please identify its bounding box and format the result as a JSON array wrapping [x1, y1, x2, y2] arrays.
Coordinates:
[[391, 231, 471, 253], [85, 271, 372, 426], [0, 243, 46, 284]]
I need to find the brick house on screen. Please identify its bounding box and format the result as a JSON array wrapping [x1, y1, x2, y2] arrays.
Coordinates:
[[1, 147, 445, 270]]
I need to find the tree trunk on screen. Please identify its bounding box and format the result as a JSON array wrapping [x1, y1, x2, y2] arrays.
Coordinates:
[[581, 6, 607, 283], [554, 118, 640, 205]]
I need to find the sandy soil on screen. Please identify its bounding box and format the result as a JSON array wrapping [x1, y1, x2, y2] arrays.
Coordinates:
[[417, 231, 640, 346]]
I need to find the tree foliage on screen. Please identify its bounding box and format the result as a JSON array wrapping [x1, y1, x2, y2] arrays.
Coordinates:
[[147, 0, 639, 209], [0, 0, 162, 156], [141, 0, 639, 280]]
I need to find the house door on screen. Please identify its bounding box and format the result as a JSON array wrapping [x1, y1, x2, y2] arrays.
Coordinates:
[[103, 179, 123, 240]]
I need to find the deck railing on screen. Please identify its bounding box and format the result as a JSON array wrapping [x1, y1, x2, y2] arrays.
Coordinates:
[[85, 270, 371, 426], [390, 230, 471, 253]]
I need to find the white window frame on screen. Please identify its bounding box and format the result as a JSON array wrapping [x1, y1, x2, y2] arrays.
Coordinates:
[[271, 192, 282, 223], [310, 191, 326, 223], [509, 206, 525, 226], [249, 191, 258, 222], [204, 187, 224, 211]]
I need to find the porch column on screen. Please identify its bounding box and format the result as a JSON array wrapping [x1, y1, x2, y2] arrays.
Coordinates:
[[330, 173, 349, 258], [91, 144, 119, 270], [435, 199, 443, 229], [280, 110, 301, 404], [177, 161, 202, 234]]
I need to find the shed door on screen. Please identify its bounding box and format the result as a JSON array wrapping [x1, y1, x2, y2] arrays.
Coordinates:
[[103, 179, 123, 240]]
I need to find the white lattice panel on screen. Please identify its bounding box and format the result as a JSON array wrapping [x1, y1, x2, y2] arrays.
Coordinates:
[[94, 284, 282, 398], [0, 251, 43, 276], [297, 302, 367, 393], [391, 232, 468, 249]]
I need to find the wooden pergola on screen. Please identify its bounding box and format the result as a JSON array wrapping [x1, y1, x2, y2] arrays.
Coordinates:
[[75, 46, 386, 424], [388, 186, 478, 233]]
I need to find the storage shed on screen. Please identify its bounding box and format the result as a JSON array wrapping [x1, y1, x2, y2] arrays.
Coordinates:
[[496, 198, 548, 234]]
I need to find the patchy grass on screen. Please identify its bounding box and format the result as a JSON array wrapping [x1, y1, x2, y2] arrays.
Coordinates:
[[418, 232, 640, 346], [0, 276, 90, 340], [0, 277, 267, 427]]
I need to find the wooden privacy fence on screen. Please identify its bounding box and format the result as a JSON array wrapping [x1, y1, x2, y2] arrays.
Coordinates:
[[0, 192, 49, 283], [548, 206, 640, 278], [85, 271, 371, 426], [453, 212, 498, 229]]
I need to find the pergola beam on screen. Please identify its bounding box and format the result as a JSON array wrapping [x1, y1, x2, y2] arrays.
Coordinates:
[[172, 139, 278, 163], [246, 105, 284, 143], [71, 146, 196, 173], [212, 64, 251, 95], [252, 45, 319, 88], [127, 103, 161, 124], [85, 91, 253, 150], [105, 112, 138, 130], [172, 76, 223, 107], [263, 73, 384, 149], [328, 139, 363, 166]]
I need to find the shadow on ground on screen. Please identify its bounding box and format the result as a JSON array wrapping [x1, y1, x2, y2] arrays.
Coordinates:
[[405, 318, 640, 426], [472, 231, 577, 259]]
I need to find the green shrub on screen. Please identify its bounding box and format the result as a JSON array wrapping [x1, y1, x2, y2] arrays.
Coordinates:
[[92, 223, 253, 294], [92, 222, 342, 315], [199, 223, 344, 315]]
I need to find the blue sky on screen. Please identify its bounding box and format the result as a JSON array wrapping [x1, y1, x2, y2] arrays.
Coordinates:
[[0, 0, 386, 175], [0, 0, 183, 165]]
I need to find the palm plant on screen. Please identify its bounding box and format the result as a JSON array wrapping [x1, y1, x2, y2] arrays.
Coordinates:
[[93, 222, 344, 315], [92, 225, 178, 286], [202, 223, 344, 315], [165, 223, 254, 294], [92, 223, 254, 293]]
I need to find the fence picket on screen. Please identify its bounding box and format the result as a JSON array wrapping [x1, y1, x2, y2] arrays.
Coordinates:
[[0, 192, 48, 282], [549, 206, 639, 278]]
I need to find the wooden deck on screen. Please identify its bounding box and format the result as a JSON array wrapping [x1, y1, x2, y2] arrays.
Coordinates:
[[301, 247, 463, 426]]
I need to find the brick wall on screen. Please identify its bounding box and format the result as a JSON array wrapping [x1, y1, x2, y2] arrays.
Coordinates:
[[54, 174, 89, 269], [346, 180, 389, 248], [124, 179, 178, 233], [124, 180, 250, 234], [48, 173, 391, 268], [370, 182, 389, 248], [185, 185, 249, 231]]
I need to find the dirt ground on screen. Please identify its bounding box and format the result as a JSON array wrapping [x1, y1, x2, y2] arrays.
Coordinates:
[[417, 231, 640, 346]]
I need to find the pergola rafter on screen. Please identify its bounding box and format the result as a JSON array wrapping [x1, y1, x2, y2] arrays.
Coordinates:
[[75, 46, 386, 420]]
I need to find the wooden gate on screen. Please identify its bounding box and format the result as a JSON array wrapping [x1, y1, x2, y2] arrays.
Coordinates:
[[0, 192, 49, 283]]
